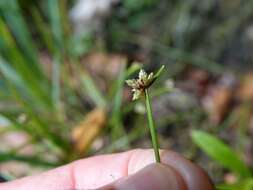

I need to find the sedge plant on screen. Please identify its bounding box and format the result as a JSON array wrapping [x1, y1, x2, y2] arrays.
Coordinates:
[[126, 65, 173, 163]]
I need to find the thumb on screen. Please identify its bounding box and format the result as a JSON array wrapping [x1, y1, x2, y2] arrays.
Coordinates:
[[98, 163, 187, 190]]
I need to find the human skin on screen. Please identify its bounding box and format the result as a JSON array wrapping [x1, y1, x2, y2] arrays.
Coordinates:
[[0, 149, 214, 190]]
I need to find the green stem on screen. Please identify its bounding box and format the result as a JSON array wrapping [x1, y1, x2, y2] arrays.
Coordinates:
[[145, 89, 161, 163]]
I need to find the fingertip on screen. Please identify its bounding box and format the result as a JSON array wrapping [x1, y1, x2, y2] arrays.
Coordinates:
[[99, 163, 187, 190], [124, 149, 214, 190], [161, 151, 214, 190], [0, 149, 214, 190]]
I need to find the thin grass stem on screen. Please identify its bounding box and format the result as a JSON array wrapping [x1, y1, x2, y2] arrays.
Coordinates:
[[145, 89, 160, 163]]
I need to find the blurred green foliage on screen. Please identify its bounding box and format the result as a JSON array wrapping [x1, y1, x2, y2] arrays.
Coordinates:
[[0, 0, 253, 189], [192, 131, 253, 190], [0, 0, 139, 169], [106, 0, 253, 71]]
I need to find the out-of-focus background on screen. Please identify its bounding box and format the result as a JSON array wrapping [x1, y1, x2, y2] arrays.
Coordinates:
[[0, 0, 253, 188]]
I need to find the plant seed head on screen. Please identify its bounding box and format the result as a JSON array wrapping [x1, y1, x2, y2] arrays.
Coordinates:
[[126, 69, 154, 100]]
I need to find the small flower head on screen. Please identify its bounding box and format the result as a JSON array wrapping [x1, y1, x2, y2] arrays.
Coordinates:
[[126, 69, 154, 100]]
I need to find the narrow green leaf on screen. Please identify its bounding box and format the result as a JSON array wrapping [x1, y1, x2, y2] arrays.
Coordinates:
[[0, 55, 51, 109], [110, 62, 128, 140], [0, 19, 52, 108], [0, 57, 27, 92], [0, 58, 69, 152], [0, 173, 15, 181], [191, 130, 251, 177], [51, 56, 61, 112], [112, 62, 126, 116], [80, 72, 107, 108], [47, 0, 63, 112], [130, 34, 224, 74], [0, 0, 43, 77], [0, 152, 60, 167], [153, 65, 165, 79], [30, 7, 55, 53], [1, 111, 69, 154], [149, 65, 165, 87], [47, 0, 63, 50], [126, 63, 142, 77]]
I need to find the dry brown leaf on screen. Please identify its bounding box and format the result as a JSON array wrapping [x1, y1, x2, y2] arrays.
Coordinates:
[[237, 73, 253, 101], [187, 69, 209, 86], [188, 69, 209, 96], [202, 74, 236, 124], [203, 86, 233, 124], [72, 108, 106, 154]]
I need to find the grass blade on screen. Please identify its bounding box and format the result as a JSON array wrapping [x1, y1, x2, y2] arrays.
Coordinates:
[[110, 62, 128, 140], [0, 152, 60, 167], [0, 0, 43, 77], [47, 0, 64, 112], [30, 6, 55, 53], [191, 130, 251, 177], [80, 72, 107, 108], [51, 56, 61, 113], [47, 0, 63, 50], [0, 18, 52, 108]]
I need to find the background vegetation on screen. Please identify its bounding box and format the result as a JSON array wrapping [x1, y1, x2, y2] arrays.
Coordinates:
[[1, 0, 253, 189]]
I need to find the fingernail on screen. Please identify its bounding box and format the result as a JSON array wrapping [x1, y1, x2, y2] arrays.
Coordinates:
[[105, 163, 187, 190], [161, 151, 214, 190]]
